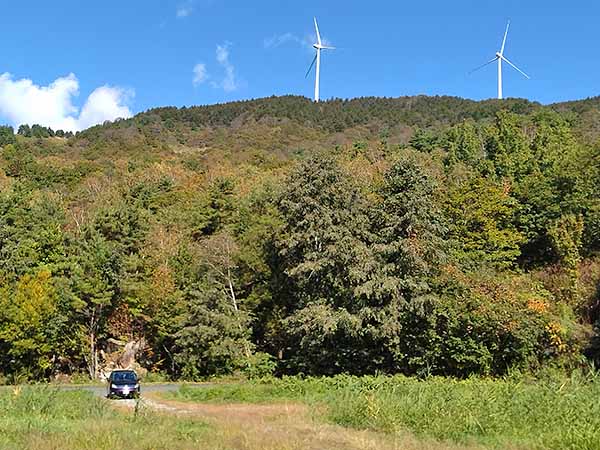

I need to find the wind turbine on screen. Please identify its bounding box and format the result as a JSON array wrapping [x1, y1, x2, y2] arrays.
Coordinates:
[[470, 21, 530, 99], [306, 17, 335, 102]]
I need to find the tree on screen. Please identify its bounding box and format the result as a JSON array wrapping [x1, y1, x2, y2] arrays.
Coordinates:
[[17, 124, 31, 137], [277, 155, 369, 306], [514, 112, 587, 264], [72, 233, 120, 379], [444, 121, 482, 168], [176, 281, 254, 378], [410, 128, 440, 152], [395, 271, 559, 377], [357, 159, 449, 369], [274, 157, 449, 374], [189, 178, 235, 239], [200, 232, 251, 358], [0, 270, 63, 379], [275, 155, 380, 373], [31, 124, 54, 138], [548, 214, 584, 301], [0, 125, 16, 147], [366, 159, 447, 306], [484, 111, 533, 180], [445, 177, 524, 268]]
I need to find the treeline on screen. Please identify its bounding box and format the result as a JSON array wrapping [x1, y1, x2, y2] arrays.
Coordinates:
[[78, 95, 540, 148], [0, 100, 599, 382], [0, 124, 74, 145], [72, 95, 600, 162], [17, 124, 74, 139]]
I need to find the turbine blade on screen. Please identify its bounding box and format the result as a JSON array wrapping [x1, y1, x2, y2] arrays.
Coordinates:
[[314, 17, 322, 46], [305, 53, 318, 78], [500, 21, 510, 54], [321, 46, 335, 50], [469, 57, 498, 75], [500, 55, 530, 79]]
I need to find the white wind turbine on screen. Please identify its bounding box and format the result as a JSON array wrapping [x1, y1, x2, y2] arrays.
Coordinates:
[[306, 17, 335, 102], [470, 21, 530, 99]]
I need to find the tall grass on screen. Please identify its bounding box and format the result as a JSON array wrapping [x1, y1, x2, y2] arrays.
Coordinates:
[[174, 373, 600, 449], [0, 387, 211, 450]]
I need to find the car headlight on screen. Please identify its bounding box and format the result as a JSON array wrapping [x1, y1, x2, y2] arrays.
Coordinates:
[[111, 384, 117, 388]]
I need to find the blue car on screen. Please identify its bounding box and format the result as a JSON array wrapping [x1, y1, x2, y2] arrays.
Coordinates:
[[107, 370, 140, 399]]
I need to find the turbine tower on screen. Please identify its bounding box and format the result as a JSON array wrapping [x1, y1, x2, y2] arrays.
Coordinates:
[[306, 17, 335, 102], [471, 21, 530, 99]]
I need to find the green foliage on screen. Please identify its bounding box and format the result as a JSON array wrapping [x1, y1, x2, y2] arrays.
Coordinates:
[[0, 271, 60, 379], [189, 178, 235, 238], [1, 142, 97, 187], [91, 203, 149, 254], [0, 387, 210, 450], [277, 155, 368, 306], [485, 111, 533, 179], [175, 373, 600, 449], [445, 177, 524, 268], [275, 156, 382, 374], [175, 232, 255, 379], [0, 95, 598, 381], [396, 270, 568, 376], [369, 159, 447, 298], [175, 280, 253, 379], [273, 157, 451, 375], [549, 215, 584, 269], [443, 121, 482, 167], [409, 128, 440, 152], [0, 125, 16, 147]]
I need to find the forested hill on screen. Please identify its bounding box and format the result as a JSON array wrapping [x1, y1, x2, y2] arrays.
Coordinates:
[[76, 96, 538, 151], [0, 94, 600, 383], [68, 95, 600, 158], [99, 95, 540, 130]]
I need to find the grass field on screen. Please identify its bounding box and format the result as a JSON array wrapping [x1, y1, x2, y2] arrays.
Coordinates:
[[4, 374, 600, 450], [172, 373, 600, 450], [0, 386, 212, 450], [0, 384, 474, 450]]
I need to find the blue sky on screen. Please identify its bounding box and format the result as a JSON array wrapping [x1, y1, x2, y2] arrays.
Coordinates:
[[0, 0, 598, 130]]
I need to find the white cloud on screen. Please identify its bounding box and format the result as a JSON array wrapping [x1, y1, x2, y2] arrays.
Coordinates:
[[212, 42, 238, 92], [264, 33, 302, 49], [0, 73, 133, 132], [192, 42, 243, 93], [176, 2, 194, 18], [78, 86, 133, 130], [192, 63, 208, 86], [264, 32, 332, 53]]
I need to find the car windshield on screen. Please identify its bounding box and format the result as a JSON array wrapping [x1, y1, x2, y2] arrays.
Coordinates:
[[112, 371, 137, 382]]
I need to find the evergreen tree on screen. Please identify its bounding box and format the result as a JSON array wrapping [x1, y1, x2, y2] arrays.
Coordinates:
[[0, 125, 16, 147]]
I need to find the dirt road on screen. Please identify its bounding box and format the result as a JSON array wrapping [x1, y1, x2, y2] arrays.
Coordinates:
[[112, 390, 480, 450], [57, 382, 186, 398], [52, 384, 479, 450]]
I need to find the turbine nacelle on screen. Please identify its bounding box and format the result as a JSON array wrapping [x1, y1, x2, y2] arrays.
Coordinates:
[[495, 52, 502, 59]]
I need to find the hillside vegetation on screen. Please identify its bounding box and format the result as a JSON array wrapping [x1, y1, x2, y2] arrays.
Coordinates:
[[0, 95, 599, 381]]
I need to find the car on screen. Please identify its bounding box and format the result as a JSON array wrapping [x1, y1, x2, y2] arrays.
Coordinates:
[[107, 369, 140, 399]]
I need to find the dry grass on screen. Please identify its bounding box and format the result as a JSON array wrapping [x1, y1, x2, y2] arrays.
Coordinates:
[[144, 393, 482, 450], [1, 387, 482, 450]]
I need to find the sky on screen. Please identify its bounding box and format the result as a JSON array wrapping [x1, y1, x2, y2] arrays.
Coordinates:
[[0, 0, 598, 131]]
